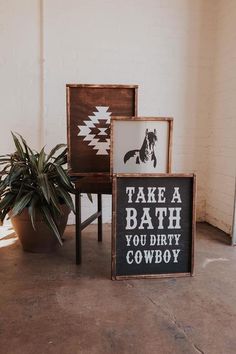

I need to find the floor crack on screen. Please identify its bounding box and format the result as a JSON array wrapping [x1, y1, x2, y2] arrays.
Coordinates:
[[145, 293, 205, 354], [193, 344, 205, 354]]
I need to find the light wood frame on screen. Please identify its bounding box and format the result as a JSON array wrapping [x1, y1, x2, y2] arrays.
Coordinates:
[[110, 117, 173, 175]]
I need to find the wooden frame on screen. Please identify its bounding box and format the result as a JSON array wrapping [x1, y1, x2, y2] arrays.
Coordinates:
[[66, 84, 138, 176], [111, 173, 196, 280], [231, 177, 236, 246], [110, 117, 173, 174]]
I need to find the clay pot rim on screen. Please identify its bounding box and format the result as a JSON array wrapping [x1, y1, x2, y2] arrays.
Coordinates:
[[9, 204, 70, 221]]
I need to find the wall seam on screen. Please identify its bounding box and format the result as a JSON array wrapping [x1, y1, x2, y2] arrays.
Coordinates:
[[39, 0, 44, 148]]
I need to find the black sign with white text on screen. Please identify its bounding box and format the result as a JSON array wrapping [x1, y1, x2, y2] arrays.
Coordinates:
[[112, 175, 195, 279]]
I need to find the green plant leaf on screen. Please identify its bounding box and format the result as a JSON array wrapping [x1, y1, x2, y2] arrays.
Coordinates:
[[28, 196, 38, 231], [17, 134, 31, 160], [0, 164, 11, 180], [41, 205, 63, 245], [46, 144, 66, 163], [9, 166, 26, 186], [28, 153, 38, 174], [0, 158, 11, 164], [54, 164, 72, 188], [38, 147, 46, 172], [48, 182, 61, 214], [11, 191, 33, 217], [53, 147, 67, 165], [11, 132, 24, 159], [0, 192, 15, 211], [38, 173, 51, 203], [0, 154, 12, 159], [0, 208, 9, 224], [57, 187, 75, 213], [14, 179, 25, 204]]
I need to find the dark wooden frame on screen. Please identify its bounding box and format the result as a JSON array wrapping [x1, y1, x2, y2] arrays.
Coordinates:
[[111, 173, 196, 280], [66, 84, 138, 177], [231, 177, 236, 246], [110, 117, 173, 174]]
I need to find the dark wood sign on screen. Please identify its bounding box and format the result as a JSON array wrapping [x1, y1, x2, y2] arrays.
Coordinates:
[[67, 84, 138, 176], [112, 174, 196, 280]]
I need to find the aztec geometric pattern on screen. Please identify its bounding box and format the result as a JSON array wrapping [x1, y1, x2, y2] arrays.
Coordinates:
[[78, 106, 112, 155]]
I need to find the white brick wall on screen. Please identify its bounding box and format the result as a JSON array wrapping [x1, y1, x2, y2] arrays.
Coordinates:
[[44, 0, 213, 224], [205, 0, 236, 233], [0, 0, 235, 232], [0, 0, 41, 153]]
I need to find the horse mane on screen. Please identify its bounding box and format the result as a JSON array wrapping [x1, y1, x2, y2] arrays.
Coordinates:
[[139, 131, 157, 162]]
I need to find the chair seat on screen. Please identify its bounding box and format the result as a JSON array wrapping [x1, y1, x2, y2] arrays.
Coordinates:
[[74, 176, 112, 194]]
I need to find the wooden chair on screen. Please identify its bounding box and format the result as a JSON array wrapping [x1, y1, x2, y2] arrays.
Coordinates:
[[74, 176, 112, 264]]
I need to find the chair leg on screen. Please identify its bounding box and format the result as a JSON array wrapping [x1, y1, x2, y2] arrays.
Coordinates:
[[98, 194, 102, 242], [75, 191, 82, 264]]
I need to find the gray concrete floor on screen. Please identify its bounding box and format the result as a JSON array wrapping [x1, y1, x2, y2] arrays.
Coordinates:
[[0, 223, 236, 354]]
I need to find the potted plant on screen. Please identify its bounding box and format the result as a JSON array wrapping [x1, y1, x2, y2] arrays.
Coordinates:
[[0, 133, 75, 252]]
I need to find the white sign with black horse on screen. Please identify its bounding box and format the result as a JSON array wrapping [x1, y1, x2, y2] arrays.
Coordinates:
[[112, 118, 172, 174]]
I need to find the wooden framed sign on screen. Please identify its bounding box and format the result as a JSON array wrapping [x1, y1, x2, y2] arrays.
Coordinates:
[[111, 117, 173, 174], [67, 84, 138, 176], [112, 174, 196, 280]]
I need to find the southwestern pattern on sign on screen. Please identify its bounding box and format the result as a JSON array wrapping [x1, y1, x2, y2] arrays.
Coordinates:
[[78, 106, 111, 155], [67, 84, 137, 175]]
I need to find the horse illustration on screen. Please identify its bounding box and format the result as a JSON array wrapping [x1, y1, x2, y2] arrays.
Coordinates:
[[124, 129, 158, 167]]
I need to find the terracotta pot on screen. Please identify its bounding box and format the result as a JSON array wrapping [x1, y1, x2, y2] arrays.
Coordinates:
[[10, 205, 70, 253]]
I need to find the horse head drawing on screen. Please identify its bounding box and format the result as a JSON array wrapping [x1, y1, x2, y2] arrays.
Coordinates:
[[124, 129, 158, 167]]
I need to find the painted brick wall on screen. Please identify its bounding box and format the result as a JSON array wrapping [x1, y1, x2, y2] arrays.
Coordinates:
[[0, 0, 235, 232], [0, 0, 41, 153], [42, 0, 214, 224], [205, 0, 236, 233]]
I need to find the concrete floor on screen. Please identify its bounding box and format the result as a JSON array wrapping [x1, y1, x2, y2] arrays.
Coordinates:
[[0, 223, 236, 354]]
